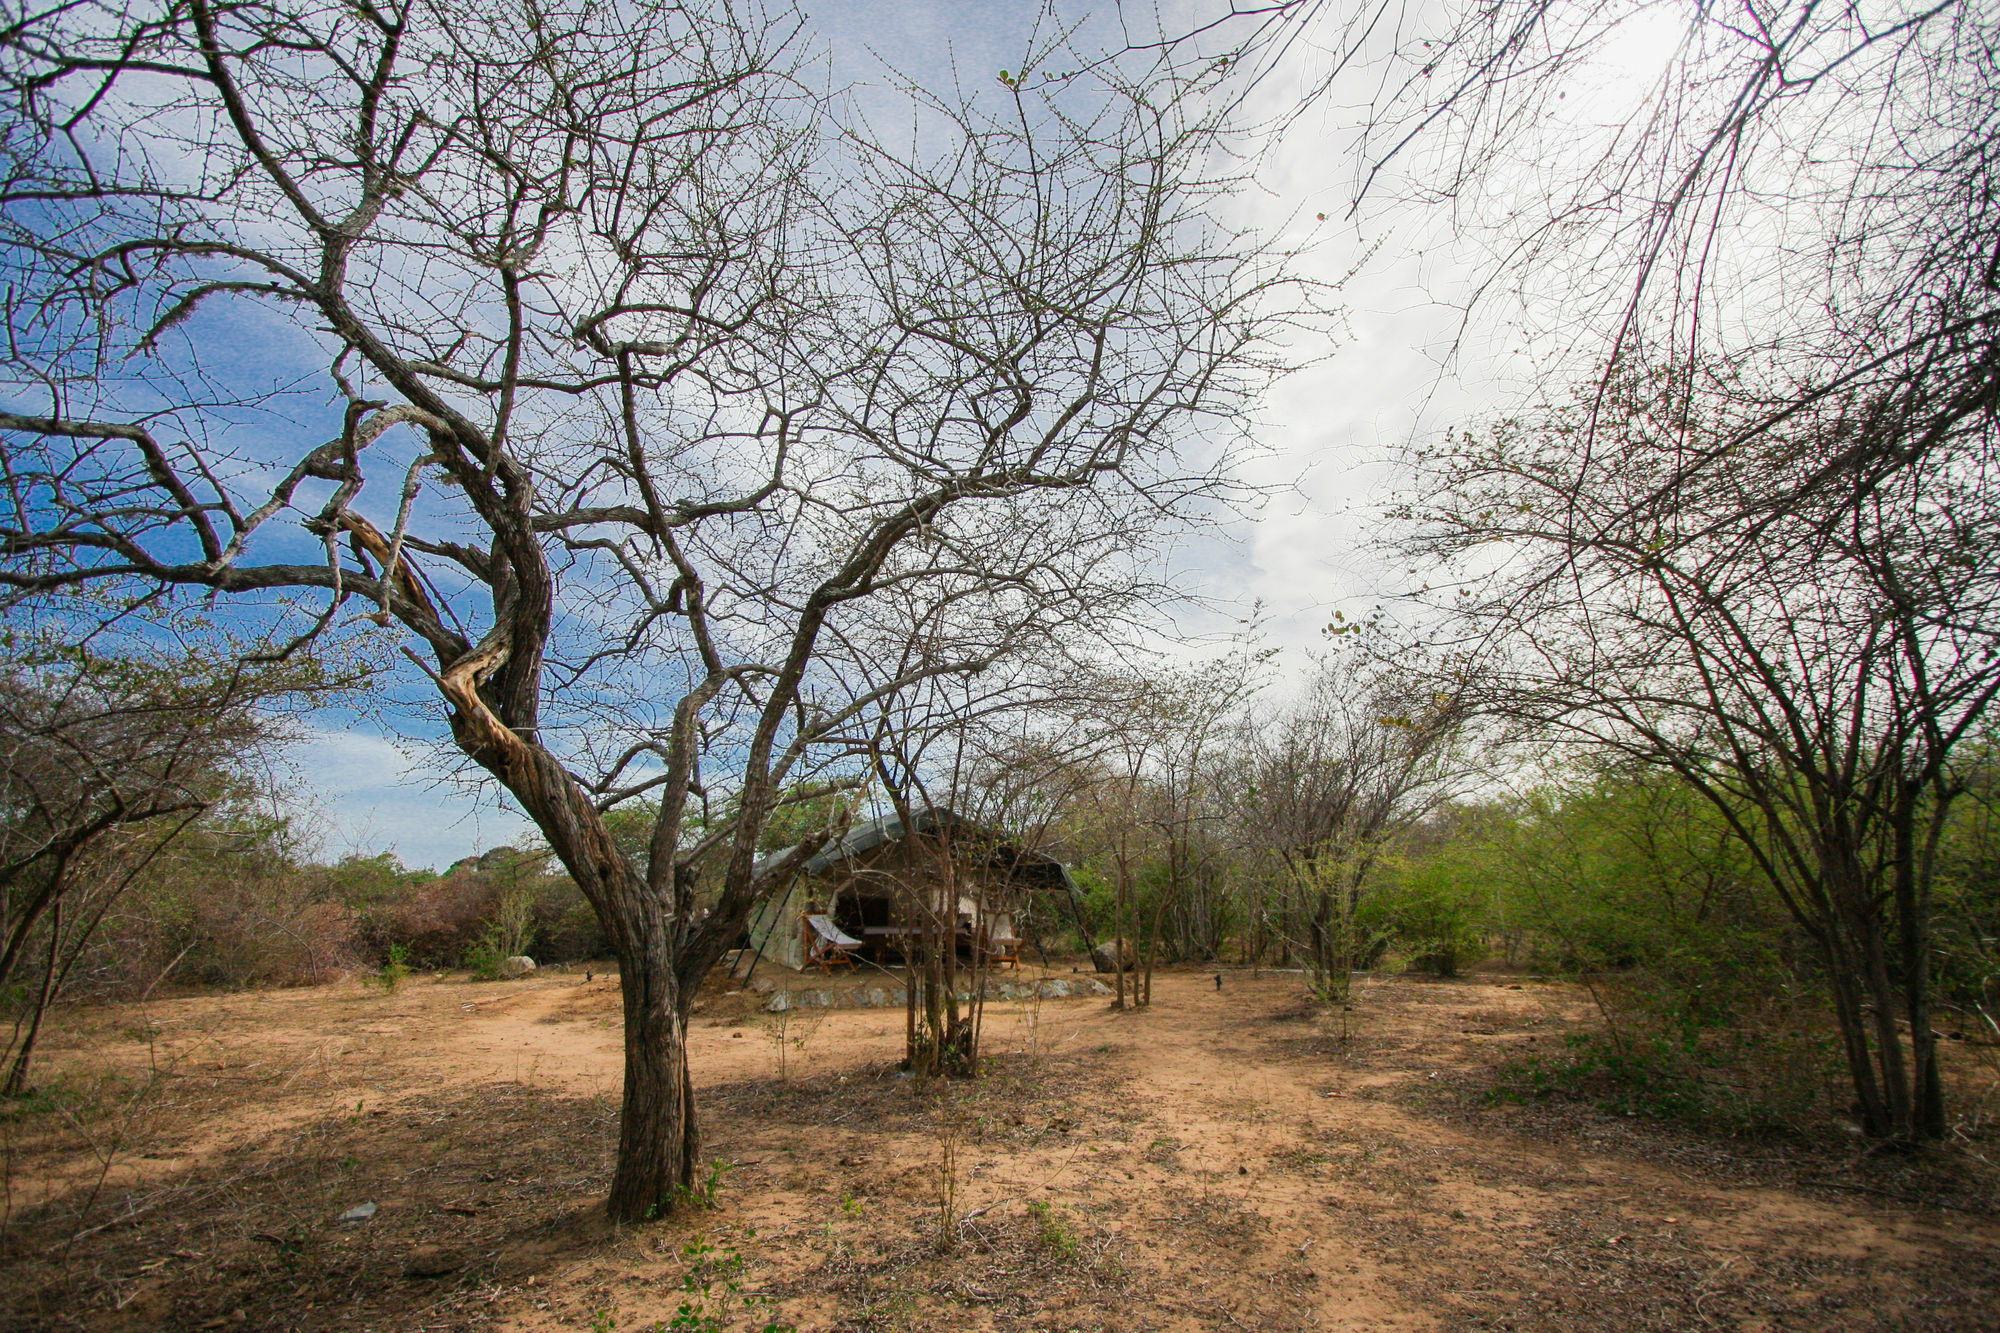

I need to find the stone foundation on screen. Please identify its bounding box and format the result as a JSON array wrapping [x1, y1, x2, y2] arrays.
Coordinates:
[[761, 975, 1113, 1012]]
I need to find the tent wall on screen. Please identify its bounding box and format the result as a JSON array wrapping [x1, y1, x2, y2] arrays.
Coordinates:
[[741, 875, 808, 972]]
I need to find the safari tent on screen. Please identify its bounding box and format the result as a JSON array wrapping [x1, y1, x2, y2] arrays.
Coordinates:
[[734, 808, 1076, 974]]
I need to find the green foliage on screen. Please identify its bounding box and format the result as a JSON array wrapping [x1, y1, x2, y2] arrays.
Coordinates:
[[598, 800, 663, 872], [675, 1159, 736, 1211], [1931, 753, 2000, 1026], [1391, 768, 1845, 1134], [1487, 771, 1793, 1023], [1069, 863, 1117, 941], [1488, 1024, 1838, 1136], [322, 851, 433, 918], [366, 942, 411, 992], [1027, 1200, 1080, 1260], [463, 926, 520, 982], [655, 1236, 793, 1333], [1361, 842, 1491, 977], [755, 783, 859, 854]]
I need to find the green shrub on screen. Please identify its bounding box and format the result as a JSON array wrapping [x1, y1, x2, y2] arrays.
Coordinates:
[[1487, 1021, 1838, 1137], [1362, 857, 1489, 977], [366, 942, 411, 992], [463, 930, 507, 982]]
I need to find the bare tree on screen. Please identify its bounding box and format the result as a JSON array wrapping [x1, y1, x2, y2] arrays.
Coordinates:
[[838, 602, 1115, 1073], [1180, 0, 2000, 512], [0, 626, 304, 1091], [1234, 654, 1467, 996], [1134, 656, 1264, 991], [1158, 0, 2000, 1131], [0, 0, 1301, 1217], [1020, 658, 1265, 1006], [1395, 371, 2000, 1141]]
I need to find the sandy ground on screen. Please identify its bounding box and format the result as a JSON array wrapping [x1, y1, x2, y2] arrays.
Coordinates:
[[2, 963, 1997, 1332]]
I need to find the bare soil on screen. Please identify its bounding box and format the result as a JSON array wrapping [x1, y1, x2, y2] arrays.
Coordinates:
[[2, 964, 1996, 1332]]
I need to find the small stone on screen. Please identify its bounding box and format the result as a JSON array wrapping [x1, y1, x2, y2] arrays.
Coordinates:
[[337, 1201, 378, 1224], [403, 1244, 464, 1279]]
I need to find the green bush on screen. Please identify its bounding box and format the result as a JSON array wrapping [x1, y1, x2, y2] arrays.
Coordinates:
[[1488, 1019, 1838, 1136], [366, 942, 411, 992], [1362, 855, 1489, 977], [463, 930, 508, 982]]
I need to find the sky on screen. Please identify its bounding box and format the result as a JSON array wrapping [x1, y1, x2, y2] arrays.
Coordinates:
[[283, 0, 1609, 868]]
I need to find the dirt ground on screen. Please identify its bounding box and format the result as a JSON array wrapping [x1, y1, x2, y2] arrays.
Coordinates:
[[2, 963, 1997, 1332]]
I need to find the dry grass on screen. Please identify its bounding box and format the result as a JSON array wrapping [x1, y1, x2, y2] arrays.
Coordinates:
[[0, 967, 1996, 1332]]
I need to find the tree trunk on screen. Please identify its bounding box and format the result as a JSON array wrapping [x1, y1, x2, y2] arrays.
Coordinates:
[[3, 895, 62, 1096], [1852, 893, 1915, 1137], [1895, 792, 1947, 1139], [1120, 852, 1136, 1008], [1821, 933, 1892, 1138], [605, 934, 697, 1222], [1142, 872, 1175, 1008]]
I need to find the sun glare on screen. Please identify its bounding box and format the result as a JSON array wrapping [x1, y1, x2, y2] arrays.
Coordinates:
[[1589, 3, 1691, 92]]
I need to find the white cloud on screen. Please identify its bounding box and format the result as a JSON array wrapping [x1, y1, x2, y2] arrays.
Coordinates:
[[283, 726, 533, 870]]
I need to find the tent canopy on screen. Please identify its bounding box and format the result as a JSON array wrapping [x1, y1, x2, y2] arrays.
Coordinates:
[[739, 807, 1074, 972]]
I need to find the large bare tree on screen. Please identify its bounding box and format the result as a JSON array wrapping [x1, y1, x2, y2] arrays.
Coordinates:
[[1394, 371, 2000, 1141], [0, 0, 1300, 1217], [1168, 0, 2000, 1137]]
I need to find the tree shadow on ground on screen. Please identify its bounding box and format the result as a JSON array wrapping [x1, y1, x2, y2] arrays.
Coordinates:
[[1, 1082, 626, 1331]]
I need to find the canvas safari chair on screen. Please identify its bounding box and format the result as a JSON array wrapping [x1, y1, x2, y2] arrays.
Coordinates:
[[980, 909, 1022, 969], [803, 913, 863, 973], [983, 929, 1022, 970]]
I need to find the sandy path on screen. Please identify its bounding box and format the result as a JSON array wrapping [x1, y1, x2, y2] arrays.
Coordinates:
[[7, 967, 1997, 1332], [397, 970, 2000, 1331]]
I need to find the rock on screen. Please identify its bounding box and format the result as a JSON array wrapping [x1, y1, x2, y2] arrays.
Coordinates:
[[1085, 979, 1114, 996], [500, 955, 536, 977], [402, 1245, 465, 1279], [1040, 979, 1072, 998], [1090, 938, 1137, 973], [337, 1201, 378, 1224]]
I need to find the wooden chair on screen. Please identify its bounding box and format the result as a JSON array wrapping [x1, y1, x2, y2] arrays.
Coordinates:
[[984, 932, 1022, 970], [803, 913, 862, 973]]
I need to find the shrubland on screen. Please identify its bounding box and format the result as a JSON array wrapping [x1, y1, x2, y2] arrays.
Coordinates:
[[7, 816, 607, 1004]]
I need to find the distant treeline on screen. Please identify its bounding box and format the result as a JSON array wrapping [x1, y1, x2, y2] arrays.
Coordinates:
[[29, 822, 609, 999]]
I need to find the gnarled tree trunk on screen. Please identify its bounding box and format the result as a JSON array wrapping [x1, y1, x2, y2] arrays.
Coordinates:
[[608, 931, 698, 1219]]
